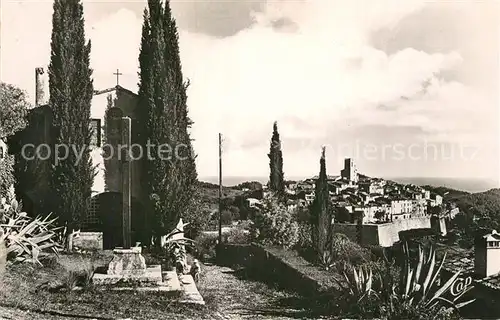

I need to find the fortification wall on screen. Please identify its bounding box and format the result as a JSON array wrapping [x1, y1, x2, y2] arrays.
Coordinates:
[[332, 217, 431, 247]]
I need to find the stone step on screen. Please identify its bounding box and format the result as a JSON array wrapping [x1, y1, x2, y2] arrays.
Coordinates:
[[93, 265, 162, 285], [162, 271, 181, 292], [179, 274, 205, 305], [95, 270, 182, 294]]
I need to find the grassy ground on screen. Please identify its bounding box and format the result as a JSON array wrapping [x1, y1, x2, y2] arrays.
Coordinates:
[[0, 252, 327, 319], [0, 252, 209, 319]]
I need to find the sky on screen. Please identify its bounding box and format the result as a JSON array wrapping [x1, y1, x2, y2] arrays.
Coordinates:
[[1, 0, 499, 183]]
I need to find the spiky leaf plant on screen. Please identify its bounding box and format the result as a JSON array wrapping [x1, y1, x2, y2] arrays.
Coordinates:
[[0, 199, 62, 266], [342, 243, 474, 319]]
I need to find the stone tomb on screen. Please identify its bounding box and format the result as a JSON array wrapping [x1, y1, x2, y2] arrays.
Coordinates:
[[92, 246, 163, 286], [92, 117, 163, 288]]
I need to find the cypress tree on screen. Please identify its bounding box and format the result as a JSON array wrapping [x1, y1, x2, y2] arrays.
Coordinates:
[[311, 147, 331, 256], [138, 0, 197, 241], [48, 0, 94, 234], [268, 121, 285, 201], [163, 1, 197, 229]]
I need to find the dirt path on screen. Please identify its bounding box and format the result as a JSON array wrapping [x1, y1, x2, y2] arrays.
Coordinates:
[[198, 263, 320, 319]]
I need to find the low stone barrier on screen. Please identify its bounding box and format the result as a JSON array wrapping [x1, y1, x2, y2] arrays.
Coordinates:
[[73, 232, 103, 251], [216, 243, 336, 296]]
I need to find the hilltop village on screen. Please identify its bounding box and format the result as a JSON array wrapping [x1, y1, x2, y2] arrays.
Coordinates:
[[245, 158, 458, 226]]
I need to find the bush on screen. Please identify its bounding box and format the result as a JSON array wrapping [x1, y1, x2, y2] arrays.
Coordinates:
[[221, 210, 233, 225], [329, 233, 370, 267], [183, 188, 211, 239], [225, 228, 250, 244], [250, 197, 299, 249], [295, 206, 310, 223], [194, 233, 218, 261], [296, 222, 313, 250], [0, 155, 15, 198], [230, 207, 241, 221]]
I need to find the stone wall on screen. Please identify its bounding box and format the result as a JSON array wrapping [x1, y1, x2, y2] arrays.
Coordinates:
[[216, 243, 326, 296], [73, 232, 103, 251], [332, 217, 432, 247], [91, 89, 142, 200]]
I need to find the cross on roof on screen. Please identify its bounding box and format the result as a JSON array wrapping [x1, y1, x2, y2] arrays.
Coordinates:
[[113, 69, 123, 86]]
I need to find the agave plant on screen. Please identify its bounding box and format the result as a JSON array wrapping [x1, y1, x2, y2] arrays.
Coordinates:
[[162, 221, 195, 273], [343, 264, 376, 301], [319, 250, 335, 271], [394, 242, 474, 311], [0, 199, 62, 266], [342, 243, 474, 319]]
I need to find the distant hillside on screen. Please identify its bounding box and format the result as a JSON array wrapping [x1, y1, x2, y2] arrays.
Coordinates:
[[421, 185, 470, 202], [385, 177, 497, 193], [455, 188, 500, 216], [196, 181, 244, 209]]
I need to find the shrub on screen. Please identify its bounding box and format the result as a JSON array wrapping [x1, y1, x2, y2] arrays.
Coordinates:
[[194, 233, 218, 261], [330, 233, 370, 267], [296, 222, 313, 250], [225, 228, 250, 244], [183, 189, 211, 239], [231, 209, 241, 221], [183, 207, 211, 240], [0, 199, 62, 265], [62, 263, 95, 290], [221, 210, 233, 225], [295, 206, 310, 223], [250, 197, 299, 249]]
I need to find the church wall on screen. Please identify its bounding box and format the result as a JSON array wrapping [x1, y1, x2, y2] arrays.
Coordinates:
[[90, 88, 143, 202]]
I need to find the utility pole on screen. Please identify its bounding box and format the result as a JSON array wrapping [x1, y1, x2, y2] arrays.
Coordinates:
[[218, 133, 223, 244]]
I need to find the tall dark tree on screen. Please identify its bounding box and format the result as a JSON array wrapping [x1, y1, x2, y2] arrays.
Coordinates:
[[268, 121, 285, 201], [138, 0, 197, 242], [311, 147, 331, 256], [48, 0, 94, 233], [163, 2, 197, 230], [1, 83, 29, 199]]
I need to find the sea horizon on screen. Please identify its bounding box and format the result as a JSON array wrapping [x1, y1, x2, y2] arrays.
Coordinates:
[[199, 176, 499, 194]]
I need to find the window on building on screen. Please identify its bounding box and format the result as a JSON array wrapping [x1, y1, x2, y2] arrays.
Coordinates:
[[86, 197, 99, 225], [90, 119, 101, 147]]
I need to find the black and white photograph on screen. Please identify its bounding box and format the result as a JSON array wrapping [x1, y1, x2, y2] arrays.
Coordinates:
[[0, 0, 498, 319]]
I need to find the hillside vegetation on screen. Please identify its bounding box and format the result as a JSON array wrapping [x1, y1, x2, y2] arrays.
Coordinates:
[[449, 188, 500, 247]]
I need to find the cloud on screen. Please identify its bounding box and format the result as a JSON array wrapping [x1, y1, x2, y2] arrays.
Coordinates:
[[1, 0, 497, 179]]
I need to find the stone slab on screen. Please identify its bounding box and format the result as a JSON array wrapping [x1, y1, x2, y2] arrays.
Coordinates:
[[93, 265, 162, 285], [73, 232, 103, 251], [162, 271, 182, 292], [179, 274, 205, 305], [113, 246, 142, 254], [106, 284, 180, 293]]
